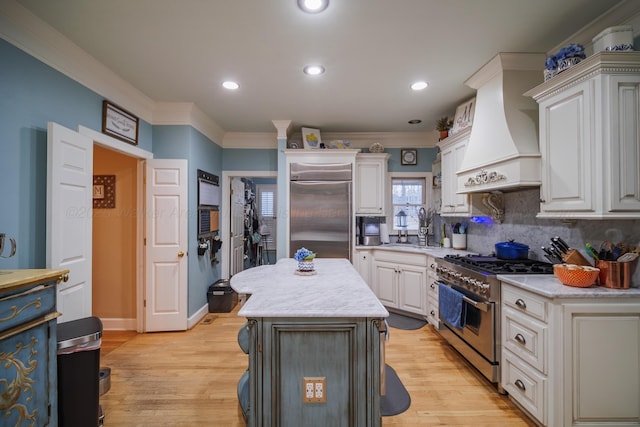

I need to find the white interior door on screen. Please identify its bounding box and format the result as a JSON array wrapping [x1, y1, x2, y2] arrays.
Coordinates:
[[230, 178, 245, 275], [47, 122, 93, 323], [145, 159, 188, 332]]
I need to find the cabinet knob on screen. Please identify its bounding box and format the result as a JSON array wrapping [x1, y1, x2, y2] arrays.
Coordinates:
[[514, 333, 526, 345], [515, 298, 527, 309], [430, 310, 435, 316], [514, 379, 526, 392], [178, 251, 185, 258], [540, 198, 546, 203]]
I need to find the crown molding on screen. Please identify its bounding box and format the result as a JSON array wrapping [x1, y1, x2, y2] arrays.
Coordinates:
[[153, 102, 226, 145]]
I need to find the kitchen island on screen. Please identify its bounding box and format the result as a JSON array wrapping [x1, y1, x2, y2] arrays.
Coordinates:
[[498, 274, 640, 427], [231, 258, 388, 427]]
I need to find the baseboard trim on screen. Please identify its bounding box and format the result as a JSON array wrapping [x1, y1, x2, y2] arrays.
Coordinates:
[[101, 318, 137, 331], [188, 304, 209, 329]]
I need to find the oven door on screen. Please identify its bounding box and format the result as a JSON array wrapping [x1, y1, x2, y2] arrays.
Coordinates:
[[438, 282, 496, 363]]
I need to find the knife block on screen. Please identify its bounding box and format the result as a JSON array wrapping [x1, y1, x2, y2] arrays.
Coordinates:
[[562, 249, 592, 266]]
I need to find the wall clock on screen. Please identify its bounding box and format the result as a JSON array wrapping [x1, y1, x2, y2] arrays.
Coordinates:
[[401, 149, 417, 166]]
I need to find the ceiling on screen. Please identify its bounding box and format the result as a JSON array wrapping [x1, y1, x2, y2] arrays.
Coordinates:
[[15, 0, 627, 136]]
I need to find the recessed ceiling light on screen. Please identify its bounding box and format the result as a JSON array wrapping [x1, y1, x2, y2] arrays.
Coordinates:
[[408, 119, 422, 125], [222, 81, 239, 90], [297, 0, 329, 13], [411, 81, 428, 91], [303, 65, 325, 76]]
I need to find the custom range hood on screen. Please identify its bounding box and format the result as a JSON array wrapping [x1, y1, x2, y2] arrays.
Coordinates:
[[457, 53, 546, 194]]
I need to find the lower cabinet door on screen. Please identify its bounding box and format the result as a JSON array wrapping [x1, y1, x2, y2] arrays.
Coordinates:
[[502, 349, 546, 426], [397, 267, 427, 315], [0, 319, 55, 427], [373, 262, 398, 308]]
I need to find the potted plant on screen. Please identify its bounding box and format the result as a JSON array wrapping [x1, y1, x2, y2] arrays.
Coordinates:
[[436, 116, 453, 140]]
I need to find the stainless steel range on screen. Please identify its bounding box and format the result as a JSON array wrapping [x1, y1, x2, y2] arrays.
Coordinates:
[[435, 255, 553, 390]]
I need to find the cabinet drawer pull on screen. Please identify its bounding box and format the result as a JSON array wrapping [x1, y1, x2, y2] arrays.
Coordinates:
[[514, 333, 526, 345], [515, 298, 527, 309], [514, 379, 526, 392]]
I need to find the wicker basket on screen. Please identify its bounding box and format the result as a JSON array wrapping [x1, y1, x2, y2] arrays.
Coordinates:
[[554, 264, 600, 288]]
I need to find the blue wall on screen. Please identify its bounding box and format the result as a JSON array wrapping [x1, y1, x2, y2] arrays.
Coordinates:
[[222, 148, 278, 171]]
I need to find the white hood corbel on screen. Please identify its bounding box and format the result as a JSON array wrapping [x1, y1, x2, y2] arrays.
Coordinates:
[[457, 53, 546, 194]]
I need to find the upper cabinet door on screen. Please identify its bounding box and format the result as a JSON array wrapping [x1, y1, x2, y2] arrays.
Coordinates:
[[355, 153, 389, 215], [538, 79, 594, 213], [438, 131, 470, 216]]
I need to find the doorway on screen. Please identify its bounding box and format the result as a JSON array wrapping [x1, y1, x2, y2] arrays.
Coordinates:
[[221, 171, 277, 279], [92, 145, 137, 330]]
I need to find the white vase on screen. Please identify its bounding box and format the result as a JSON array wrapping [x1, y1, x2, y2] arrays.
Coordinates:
[[298, 261, 315, 272]]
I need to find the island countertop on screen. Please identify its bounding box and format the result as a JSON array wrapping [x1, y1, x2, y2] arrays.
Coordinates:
[[230, 258, 388, 318]]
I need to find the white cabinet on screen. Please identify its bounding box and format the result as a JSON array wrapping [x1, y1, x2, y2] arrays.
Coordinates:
[[501, 282, 640, 427], [373, 250, 427, 316], [526, 52, 640, 219], [501, 285, 549, 425], [437, 128, 470, 216], [426, 256, 440, 327], [353, 248, 373, 288], [355, 153, 390, 215]]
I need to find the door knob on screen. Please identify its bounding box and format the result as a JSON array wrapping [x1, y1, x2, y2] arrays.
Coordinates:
[[178, 251, 185, 258]]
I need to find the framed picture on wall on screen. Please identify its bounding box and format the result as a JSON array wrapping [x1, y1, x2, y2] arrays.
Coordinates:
[[102, 100, 139, 145], [401, 149, 418, 166]]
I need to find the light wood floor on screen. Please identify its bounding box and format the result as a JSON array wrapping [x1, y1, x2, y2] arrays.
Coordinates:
[[99, 307, 536, 426]]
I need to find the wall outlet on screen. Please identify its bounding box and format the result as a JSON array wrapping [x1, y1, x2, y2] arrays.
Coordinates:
[[302, 377, 326, 403]]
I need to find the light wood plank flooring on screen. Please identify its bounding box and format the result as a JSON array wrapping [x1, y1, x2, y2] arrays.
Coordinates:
[[99, 307, 535, 426]]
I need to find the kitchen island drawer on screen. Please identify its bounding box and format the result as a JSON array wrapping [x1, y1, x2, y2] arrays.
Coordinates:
[[0, 282, 56, 333], [503, 306, 547, 373], [503, 349, 547, 426], [502, 285, 548, 322], [374, 249, 426, 266]]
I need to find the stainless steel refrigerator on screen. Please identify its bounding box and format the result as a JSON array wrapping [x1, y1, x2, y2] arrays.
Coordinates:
[[289, 162, 352, 261]]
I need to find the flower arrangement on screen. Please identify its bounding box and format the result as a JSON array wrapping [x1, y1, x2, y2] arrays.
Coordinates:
[[294, 248, 316, 273], [294, 247, 316, 262], [544, 44, 586, 81]]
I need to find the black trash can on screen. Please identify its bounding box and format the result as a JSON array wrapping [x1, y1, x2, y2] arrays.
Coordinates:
[[57, 316, 103, 427], [207, 279, 238, 312]]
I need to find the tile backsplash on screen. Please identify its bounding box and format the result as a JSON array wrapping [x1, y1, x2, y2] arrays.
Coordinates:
[[433, 188, 640, 286]]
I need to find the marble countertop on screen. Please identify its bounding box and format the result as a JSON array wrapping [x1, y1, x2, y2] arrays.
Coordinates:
[[355, 243, 474, 257], [0, 269, 69, 292], [499, 274, 640, 299], [231, 258, 388, 318]]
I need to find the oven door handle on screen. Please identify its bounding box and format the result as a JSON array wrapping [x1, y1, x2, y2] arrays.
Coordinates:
[[462, 295, 489, 312]]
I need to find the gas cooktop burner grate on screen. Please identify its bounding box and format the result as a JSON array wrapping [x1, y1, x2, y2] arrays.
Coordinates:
[[443, 254, 554, 275]]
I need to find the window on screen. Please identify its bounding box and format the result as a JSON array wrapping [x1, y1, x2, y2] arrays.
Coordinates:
[[391, 177, 426, 231], [256, 185, 277, 248]]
